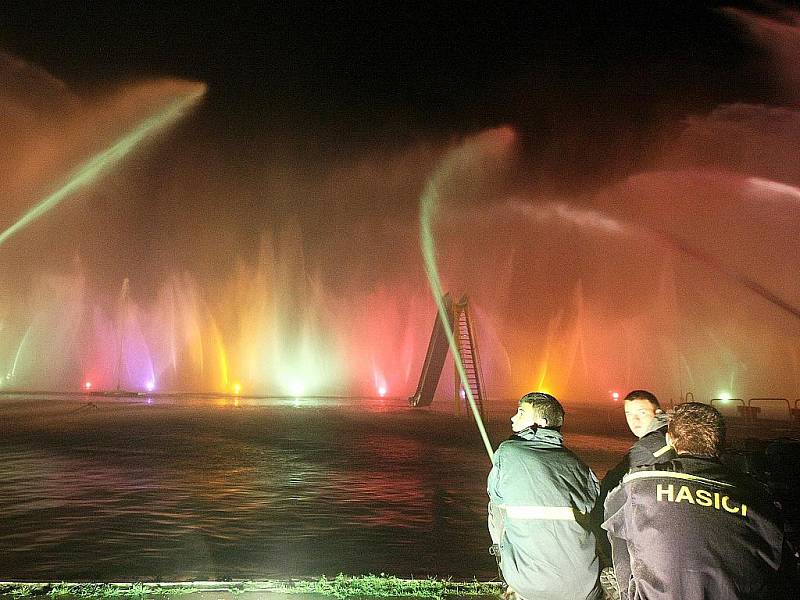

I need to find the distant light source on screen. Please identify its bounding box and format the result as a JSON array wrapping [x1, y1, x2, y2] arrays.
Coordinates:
[[232, 382, 242, 395], [719, 391, 732, 402], [290, 381, 305, 397], [378, 385, 387, 398], [611, 391, 620, 401], [84, 381, 92, 390], [145, 381, 155, 392]]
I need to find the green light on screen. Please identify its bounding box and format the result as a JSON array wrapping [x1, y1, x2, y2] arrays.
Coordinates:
[[719, 391, 732, 402], [0, 85, 206, 248], [8, 324, 33, 382]]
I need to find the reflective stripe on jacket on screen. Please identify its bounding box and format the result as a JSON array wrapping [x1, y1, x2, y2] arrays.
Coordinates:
[[488, 426, 602, 600], [602, 457, 785, 600]]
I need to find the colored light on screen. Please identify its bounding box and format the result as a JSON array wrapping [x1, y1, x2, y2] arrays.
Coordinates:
[[611, 391, 620, 401], [290, 381, 305, 397], [419, 128, 515, 462], [84, 381, 92, 390], [378, 385, 387, 397], [0, 86, 206, 248], [459, 388, 466, 400], [232, 382, 241, 395], [145, 381, 155, 392], [719, 392, 732, 402]]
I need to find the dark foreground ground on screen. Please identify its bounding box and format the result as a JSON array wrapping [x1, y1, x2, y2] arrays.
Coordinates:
[[0, 577, 504, 600]]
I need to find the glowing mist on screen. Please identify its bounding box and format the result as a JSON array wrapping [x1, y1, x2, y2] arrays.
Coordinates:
[[0, 84, 206, 248]]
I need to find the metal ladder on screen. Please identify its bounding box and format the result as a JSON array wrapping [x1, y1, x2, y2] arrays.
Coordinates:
[[453, 296, 486, 419]]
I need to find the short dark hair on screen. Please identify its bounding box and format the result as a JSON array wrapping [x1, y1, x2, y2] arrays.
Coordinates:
[[519, 392, 564, 428], [624, 389, 660, 409], [668, 402, 726, 457]]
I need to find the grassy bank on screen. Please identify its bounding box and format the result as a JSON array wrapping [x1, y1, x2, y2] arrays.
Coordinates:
[[0, 575, 503, 600]]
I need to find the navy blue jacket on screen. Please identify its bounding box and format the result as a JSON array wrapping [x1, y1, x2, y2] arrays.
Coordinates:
[[603, 456, 785, 600]]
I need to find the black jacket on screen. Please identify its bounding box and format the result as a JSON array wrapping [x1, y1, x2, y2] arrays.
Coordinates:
[[602, 456, 785, 600], [595, 415, 676, 563]]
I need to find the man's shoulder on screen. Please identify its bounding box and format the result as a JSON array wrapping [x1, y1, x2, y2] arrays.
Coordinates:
[[496, 437, 540, 457], [496, 436, 583, 465], [630, 428, 674, 467], [623, 457, 761, 491], [620, 457, 781, 525]]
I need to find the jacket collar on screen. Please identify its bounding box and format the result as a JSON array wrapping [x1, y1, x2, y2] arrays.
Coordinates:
[[513, 425, 564, 446], [642, 411, 669, 437]]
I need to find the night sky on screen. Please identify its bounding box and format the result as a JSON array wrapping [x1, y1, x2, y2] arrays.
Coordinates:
[[4, 2, 790, 165], [2, 1, 800, 398]]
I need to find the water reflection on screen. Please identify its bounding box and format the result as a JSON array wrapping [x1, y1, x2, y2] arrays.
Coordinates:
[[0, 397, 628, 581]]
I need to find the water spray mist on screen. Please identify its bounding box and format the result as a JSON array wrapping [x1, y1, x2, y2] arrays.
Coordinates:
[[0, 84, 207, 248]]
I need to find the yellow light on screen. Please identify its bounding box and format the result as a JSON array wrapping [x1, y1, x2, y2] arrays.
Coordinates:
[[719, 391, 732, 402], [232, 382, 242, 395]]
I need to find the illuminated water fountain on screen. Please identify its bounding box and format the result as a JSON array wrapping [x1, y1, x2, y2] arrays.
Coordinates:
[[4, 7, 800, 404]]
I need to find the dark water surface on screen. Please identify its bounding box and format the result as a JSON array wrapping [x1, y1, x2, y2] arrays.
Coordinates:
[[0, 397, 630, 581]]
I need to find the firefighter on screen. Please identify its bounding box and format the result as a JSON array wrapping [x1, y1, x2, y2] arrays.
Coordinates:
[[602, 402, 787, 599], [594, 390, 677, 588], [488, 392, 602, 600]]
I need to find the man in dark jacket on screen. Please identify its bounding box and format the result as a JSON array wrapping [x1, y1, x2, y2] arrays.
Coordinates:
[[595, 390, 677, 574], [488, 392, 602, 600], [602, 402, 786, 600], [601, 391, 675, 501]]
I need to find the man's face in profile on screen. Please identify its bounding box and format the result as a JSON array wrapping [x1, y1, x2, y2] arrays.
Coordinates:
[[511, 402, 537, 432]]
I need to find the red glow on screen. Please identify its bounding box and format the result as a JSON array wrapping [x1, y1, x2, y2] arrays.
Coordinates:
[[84, 381, 92, 390], [611, 391, 620, 401]]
